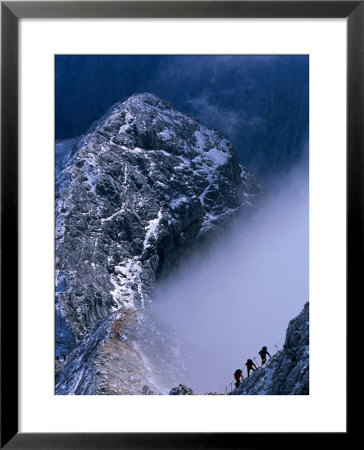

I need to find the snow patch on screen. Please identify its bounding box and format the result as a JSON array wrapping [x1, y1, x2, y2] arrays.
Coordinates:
[[194, 130, 207, 149], [143, 210, 163, 248], [101, 209, 125, 224], [205, 147, 229, 166], [158, 128, 174, 140], [110, 259, 144, 309], [170, 196, 189, 209], [118, 111, 134, 135]]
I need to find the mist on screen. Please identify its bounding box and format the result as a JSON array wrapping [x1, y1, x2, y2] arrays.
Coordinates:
[[152, 161, 308, 394]]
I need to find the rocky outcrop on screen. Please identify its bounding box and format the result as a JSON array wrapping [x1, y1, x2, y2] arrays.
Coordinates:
[[169, 384, 194, 395], [230, 302, 309, 395], [55, 93, 266, 394]]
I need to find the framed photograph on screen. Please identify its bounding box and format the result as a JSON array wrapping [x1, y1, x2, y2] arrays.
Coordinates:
[[1, 0, 357, 447]]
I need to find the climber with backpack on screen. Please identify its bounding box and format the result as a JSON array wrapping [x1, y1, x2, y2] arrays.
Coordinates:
[[245, 358, 257, 376], [258, 346, 271, 365], [233, 369, 244, 388]]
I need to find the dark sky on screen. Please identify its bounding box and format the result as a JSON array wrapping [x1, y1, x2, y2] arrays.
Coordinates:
[[55, 55, 308, 181]]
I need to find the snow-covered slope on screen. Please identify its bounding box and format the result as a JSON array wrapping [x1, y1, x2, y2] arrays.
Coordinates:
[[55, 93, 266, 394], [230, 302, 309, 395]]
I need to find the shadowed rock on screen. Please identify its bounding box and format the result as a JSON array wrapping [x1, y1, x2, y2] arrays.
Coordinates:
[[230, 302, 309, 395]]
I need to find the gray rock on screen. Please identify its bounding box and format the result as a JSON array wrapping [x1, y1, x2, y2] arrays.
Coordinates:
[[169, 384, 194, 395]]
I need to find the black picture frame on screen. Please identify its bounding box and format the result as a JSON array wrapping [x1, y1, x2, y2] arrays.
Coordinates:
[[1, 1, 357, 448]]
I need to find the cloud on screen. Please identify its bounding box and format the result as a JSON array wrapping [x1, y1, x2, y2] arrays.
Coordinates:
[[185, 92, 246, 138]]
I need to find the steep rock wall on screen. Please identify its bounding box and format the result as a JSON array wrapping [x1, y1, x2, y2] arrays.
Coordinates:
[[230, 302, 309, 395]]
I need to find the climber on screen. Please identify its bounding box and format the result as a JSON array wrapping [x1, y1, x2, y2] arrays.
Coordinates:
[[258, 346, 271, 365], [245, 359, 257, 376], [233, 369, 244, 388]]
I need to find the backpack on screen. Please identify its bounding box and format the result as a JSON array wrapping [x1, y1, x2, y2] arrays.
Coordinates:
[[234, 369, 242, 375]]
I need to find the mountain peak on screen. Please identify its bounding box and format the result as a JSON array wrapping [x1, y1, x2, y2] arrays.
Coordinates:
[[55, 95, 267, 394], [125, 92, 168, 106]]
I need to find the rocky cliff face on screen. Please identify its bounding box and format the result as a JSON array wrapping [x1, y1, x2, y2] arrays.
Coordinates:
[[230, 302, 309, 395], [55, 93, 266, 394]]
